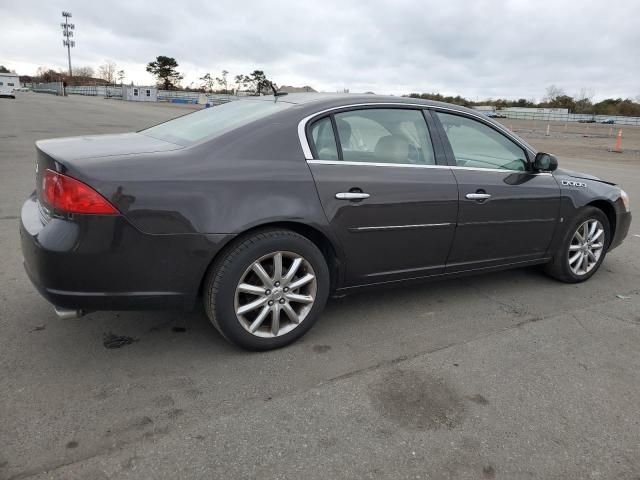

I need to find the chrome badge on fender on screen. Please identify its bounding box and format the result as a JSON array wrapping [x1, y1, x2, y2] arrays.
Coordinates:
[[561, 180, 587, 188]]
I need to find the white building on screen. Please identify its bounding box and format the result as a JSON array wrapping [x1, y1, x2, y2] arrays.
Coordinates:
[[502, 107, 569, 115], [123, 85, 157, 102], [0, 72, 19, 97], [473, 105, 496, 113]]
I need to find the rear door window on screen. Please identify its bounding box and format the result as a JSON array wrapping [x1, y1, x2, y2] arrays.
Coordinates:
[[333, 109, 436, 165]]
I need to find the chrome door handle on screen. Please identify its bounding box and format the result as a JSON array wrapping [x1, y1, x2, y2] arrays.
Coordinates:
[[466, 193, 491, 200], [336, 192, 370, 200]]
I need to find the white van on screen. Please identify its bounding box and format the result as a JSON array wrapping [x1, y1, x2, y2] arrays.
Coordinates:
[[0, 72, 19, 98]]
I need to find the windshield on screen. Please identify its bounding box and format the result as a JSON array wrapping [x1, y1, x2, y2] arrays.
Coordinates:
[[140, 99, 293, 145]]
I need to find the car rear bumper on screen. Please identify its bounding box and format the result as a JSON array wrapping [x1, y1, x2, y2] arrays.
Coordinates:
[[20, 193, 225, 311]]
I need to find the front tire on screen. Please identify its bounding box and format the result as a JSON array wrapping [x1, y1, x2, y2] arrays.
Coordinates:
[[545, 206, 610, 283], [204, 229, 330, 350]]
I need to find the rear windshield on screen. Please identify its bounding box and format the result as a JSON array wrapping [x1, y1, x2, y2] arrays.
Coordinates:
[[140, 99, 293, 145]]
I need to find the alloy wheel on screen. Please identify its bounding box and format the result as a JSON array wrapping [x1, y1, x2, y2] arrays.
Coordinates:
[[234, 251, 317, 338], [568, 219, 605, 276]]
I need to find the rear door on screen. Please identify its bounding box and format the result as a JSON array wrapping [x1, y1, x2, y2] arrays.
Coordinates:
[[305, 107, 459, 286], [433, 110, 560, 272]]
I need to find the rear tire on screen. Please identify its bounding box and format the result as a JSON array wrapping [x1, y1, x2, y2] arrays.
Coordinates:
[[203, 229, 329, 350], [545, 206, 610, 283]]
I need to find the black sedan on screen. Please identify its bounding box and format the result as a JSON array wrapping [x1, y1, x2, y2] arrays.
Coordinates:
[[20, 94, 632, 350]]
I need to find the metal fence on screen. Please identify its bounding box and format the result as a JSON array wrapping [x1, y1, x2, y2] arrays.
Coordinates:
[[65, 85, 123, 97], [498, 110, 640, 126], [42, 87, 640, 125], [157, 90, 238, 105], [64, 85, 237, 105], [32, 82, 65, 96]]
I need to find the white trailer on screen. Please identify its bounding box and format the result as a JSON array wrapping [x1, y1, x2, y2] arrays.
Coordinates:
[[122, 85, 157, 102], [0, 72, 19, 98]]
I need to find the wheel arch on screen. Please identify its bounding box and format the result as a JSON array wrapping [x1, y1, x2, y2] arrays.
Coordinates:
[[587, 199, 616, 246], [198, 221, 343, 298]]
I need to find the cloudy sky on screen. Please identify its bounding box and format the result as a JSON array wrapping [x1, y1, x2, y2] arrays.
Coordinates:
[[1, 0, 638, 101]]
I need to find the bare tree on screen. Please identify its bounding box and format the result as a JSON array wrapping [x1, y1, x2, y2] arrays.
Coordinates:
[[72, 66, 94, 77], [35, 66, 60, 82], [98, 60, 117, 83], [215, 70, 229, 93], [199, 73, 215, 92], [575, 87, 594, 103], [117, 69, 125, 85], [234, 74, 249, 94], [573, 87, 595, 113], [543, 85, 565, 103]]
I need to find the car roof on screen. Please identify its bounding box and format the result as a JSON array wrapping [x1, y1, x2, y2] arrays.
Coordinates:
[[245, 93, 537, 157], [251, 92, 477, 115]]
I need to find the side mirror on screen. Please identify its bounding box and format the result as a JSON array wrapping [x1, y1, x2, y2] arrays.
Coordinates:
[[533, 152, 558, 172]]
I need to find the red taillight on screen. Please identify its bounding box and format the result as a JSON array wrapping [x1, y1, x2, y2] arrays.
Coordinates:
[[42, 169, 118, 215]]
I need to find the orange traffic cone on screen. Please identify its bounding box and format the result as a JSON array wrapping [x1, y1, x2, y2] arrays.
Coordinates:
[[610, 129, 622, 153]]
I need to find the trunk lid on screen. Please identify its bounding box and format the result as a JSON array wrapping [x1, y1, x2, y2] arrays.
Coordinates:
[[34, 133, 183, 207], [35, 132, 182, 162]]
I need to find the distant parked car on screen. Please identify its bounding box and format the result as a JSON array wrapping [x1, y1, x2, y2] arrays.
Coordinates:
[[20, 93, 632, 350], [578, 119, 596, 123], [600, 118, 615, 124]]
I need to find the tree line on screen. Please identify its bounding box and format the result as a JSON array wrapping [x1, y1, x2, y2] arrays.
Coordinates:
[[145, 55, 275, 95], [408, 85, 640, 117], [25, 61, 125, 86], [15, 56, 640, 116]]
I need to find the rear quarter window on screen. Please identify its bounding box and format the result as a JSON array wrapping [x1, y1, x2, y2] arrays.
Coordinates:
[[141, 99, 293, 145]]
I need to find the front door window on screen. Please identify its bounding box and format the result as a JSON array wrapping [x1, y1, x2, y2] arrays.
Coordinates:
[[436, 112, 527, 171]]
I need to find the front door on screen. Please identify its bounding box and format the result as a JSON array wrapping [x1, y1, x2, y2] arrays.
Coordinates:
[[306, 108, 459, 286], [433, 111, 561, 272]]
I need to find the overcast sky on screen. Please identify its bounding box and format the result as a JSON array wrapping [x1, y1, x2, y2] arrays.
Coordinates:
[[1, 0, 638, 101]]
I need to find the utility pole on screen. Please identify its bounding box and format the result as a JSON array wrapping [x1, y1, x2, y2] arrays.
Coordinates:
[[61, 11, 75, 77]]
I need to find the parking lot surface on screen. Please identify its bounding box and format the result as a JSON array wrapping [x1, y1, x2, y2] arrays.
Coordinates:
[[1, 94, 639, 480]]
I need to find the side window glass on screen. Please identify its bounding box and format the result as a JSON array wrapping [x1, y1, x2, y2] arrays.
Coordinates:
[[333, 109, 435, 165], [436, 112, 527, 171], [309, 117, 338, 160]]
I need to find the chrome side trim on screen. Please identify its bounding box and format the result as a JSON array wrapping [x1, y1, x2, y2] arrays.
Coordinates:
[[308, 159, 449, 170], [306, 159, 552, 175], [296, 101, 537, 161], [350, 223, 452, 232], [457, 218, 556, 226]]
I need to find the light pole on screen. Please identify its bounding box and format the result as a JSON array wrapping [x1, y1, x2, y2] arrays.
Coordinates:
[[61, 11, 75, 77]]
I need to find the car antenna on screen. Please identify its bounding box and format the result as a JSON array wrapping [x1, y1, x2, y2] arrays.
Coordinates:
[[270, 82, 288, 100]]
